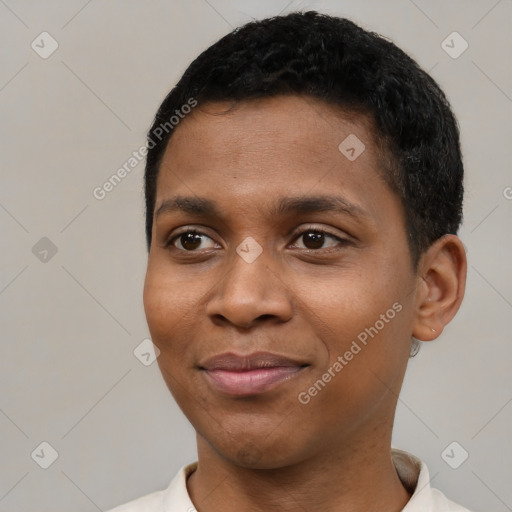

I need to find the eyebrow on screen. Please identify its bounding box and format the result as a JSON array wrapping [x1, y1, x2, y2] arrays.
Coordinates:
[[155, 194, 369, 221], [273, 195, 368, 219]]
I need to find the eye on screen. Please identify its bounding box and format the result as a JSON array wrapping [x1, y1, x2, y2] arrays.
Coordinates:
[[167, 229, 218, 251], [290, 228, 347, 250]]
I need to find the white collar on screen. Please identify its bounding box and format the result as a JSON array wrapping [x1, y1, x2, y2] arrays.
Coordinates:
[[152, 448, 470, 511]]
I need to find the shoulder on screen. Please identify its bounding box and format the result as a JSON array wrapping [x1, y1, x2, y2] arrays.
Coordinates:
[[391, 448, 473, 512], [104, 462, 198, 512], [430, 488, 473, 512], [104, 490, 165, 512]]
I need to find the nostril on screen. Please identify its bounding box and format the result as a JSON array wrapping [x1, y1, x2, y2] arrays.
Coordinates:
[[257, 314, 275, 322]]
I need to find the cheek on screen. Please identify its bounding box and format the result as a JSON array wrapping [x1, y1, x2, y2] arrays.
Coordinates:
[[299, 267, 397, 334], [143, 266, 188, 355], [302, 266, 412, 382], [144, 261, 196, 330], [144, 273, 198, 401], [143, 272, 167, 338]]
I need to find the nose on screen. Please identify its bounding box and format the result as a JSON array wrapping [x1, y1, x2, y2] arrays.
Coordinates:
[[206, 247, 293, 330]]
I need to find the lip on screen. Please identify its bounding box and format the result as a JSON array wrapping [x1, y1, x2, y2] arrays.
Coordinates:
[[200, 352, 308, 396]]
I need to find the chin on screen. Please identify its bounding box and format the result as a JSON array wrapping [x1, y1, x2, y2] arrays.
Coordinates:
[[204, 428, 308, 470]]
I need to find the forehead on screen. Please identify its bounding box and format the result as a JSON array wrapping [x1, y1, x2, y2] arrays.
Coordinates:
[[154, 95, 397, 225], [163, 95, 379, 173]]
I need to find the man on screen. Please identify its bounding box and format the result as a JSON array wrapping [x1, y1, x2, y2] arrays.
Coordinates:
[[108, 11, 470, 511]]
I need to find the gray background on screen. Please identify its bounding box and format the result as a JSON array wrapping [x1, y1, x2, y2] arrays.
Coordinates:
[[1, 1, 511, 511]]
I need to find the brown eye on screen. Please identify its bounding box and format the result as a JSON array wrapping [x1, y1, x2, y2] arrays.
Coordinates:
[[178, 232, 203, 251], [303, 231, 326, 249], [168, 230, 218, 251], [292, 229, 345, 250]]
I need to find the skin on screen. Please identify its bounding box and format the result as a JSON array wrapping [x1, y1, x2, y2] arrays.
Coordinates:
[[143, 95, 467, 512]]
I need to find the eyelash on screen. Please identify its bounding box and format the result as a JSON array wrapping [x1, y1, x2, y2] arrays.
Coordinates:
[[165, 226, 349, 252]]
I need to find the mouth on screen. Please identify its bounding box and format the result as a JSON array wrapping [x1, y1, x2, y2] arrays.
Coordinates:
[[199, 352, 309, 396]]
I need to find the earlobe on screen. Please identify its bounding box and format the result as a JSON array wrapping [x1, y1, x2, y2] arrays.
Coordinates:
[[412, 235, 467, 342]]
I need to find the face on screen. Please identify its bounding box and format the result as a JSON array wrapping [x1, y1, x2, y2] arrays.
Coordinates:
[[143, 95, 419, 469]]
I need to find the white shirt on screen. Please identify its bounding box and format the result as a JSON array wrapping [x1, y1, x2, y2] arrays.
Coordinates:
[[106, 448, 472, 512]]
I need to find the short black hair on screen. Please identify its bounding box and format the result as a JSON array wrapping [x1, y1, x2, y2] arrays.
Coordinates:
[[144, 10, 463, 266]]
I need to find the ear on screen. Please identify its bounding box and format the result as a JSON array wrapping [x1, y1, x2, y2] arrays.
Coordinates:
[[412, 234, 467, 341]]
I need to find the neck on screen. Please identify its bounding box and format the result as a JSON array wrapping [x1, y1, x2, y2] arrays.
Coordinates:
[[187, 433, 411, 512]]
